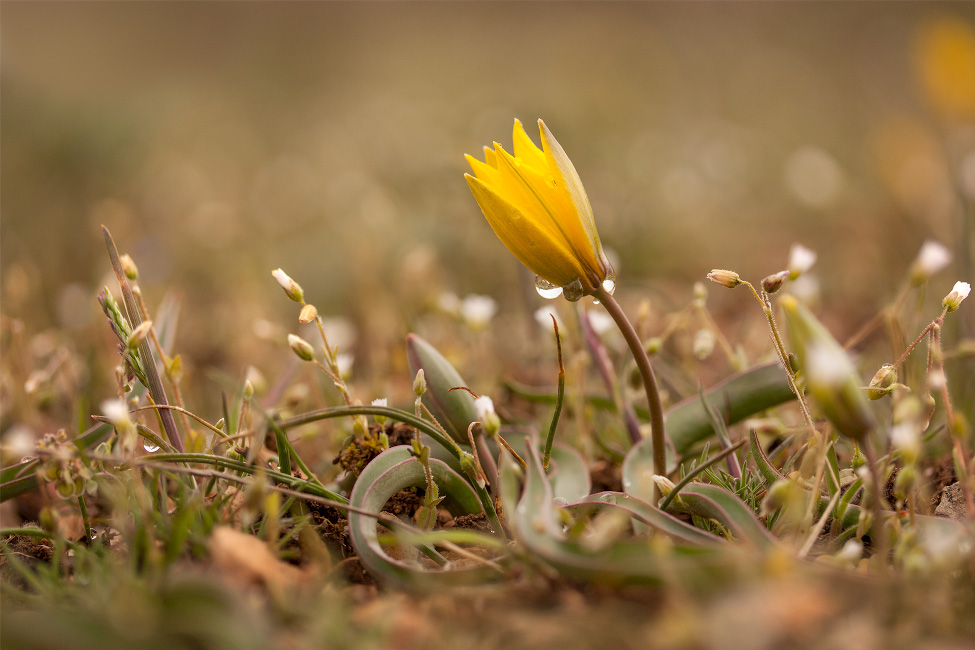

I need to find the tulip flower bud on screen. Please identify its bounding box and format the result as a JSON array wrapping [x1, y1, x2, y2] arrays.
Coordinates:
[[464, 119, 614, 298]]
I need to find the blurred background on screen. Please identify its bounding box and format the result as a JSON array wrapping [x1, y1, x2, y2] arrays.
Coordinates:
[[2, 3, 974, 429]]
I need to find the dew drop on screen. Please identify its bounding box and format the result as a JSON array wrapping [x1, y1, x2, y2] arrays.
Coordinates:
[[143, 441, 160, 453], [21, 456, 35, 463], [602, 270, 616, 295], [534, 276, 563, 299], [562, 279, 585, 302]]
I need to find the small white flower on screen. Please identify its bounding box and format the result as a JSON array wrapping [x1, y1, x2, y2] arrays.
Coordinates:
[[271, 268, 292, 290], [790, 274, 821, 305], [437, 291, 460, 315], [534, 305, 563, 330], [321, 317, 356, 350], [911, 241, 952, 285], [787, 244, 817, 279], [474, 395, 500, 436], [473, 395, 495, 421], [834, 539, 863, 564], [460, 294, 497, 330], [335, 353, 354, 380], [943, 281, 971, 312], [805, 343, 852, 387], [371, 398, 388, 408], [586, 310, 615, 336], [100, 398, 131, 425], [271, 268, 303, 302]]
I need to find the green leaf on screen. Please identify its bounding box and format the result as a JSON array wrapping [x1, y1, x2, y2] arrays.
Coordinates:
[[406, 334, 478, 445], [347, 446, 498, 587]]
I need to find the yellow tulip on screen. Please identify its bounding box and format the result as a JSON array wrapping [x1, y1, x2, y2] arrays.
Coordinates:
[[464, 119, 614, 300]]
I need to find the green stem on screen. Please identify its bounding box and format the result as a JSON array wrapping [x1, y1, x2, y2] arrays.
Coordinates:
[[542, 315, 565, 471], [78, 495, 93, 544], [595, 286, 669, 497]]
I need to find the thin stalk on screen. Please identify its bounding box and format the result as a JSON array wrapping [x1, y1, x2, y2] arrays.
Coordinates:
[[542, 315, 566, 470], [595, 286, 668, 500], [862, 441, 889, 575], [78, 495, 93, 544], [580, 309, 642, 445], [134, 288, 192, 437]]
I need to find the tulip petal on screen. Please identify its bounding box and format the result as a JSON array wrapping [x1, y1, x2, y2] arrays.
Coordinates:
[[482, 146, 497, 168], [465, 173, 584, 287], [511, 119, 548, 172], [464, 154, 500, 183], [492, 143, 585, 259], [538, 120, 605, 273]]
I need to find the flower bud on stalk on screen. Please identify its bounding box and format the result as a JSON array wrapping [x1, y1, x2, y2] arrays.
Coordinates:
[[464, 119, 615, 300], [866, 364, 897, 400], [271, 268, 304, 303], [288, 334, 315, 362], [706, 269, 741, 289], [942, 281, 971, 312], [474, 396, 501, 438], [780, 296, 875, 441], [762, 271, 790, 295]]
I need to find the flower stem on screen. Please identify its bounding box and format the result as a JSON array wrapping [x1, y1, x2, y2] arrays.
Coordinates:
[[595, 286, 668, 493]]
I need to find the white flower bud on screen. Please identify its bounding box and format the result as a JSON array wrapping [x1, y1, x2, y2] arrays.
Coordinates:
[[271, 268, 304, 302], [942, 281, 970, 312]]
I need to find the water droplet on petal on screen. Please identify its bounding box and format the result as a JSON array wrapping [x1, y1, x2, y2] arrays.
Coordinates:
[[562, 279, 585, 302], [535, 276, 563, 299], [602, 272, 616, 295], [143, 441, 160, 453]]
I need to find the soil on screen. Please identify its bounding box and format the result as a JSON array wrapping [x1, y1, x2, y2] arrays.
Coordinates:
[[0, 534, 55, 589], [589, 458, 623, 493], [333, 423, 417, 476]]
